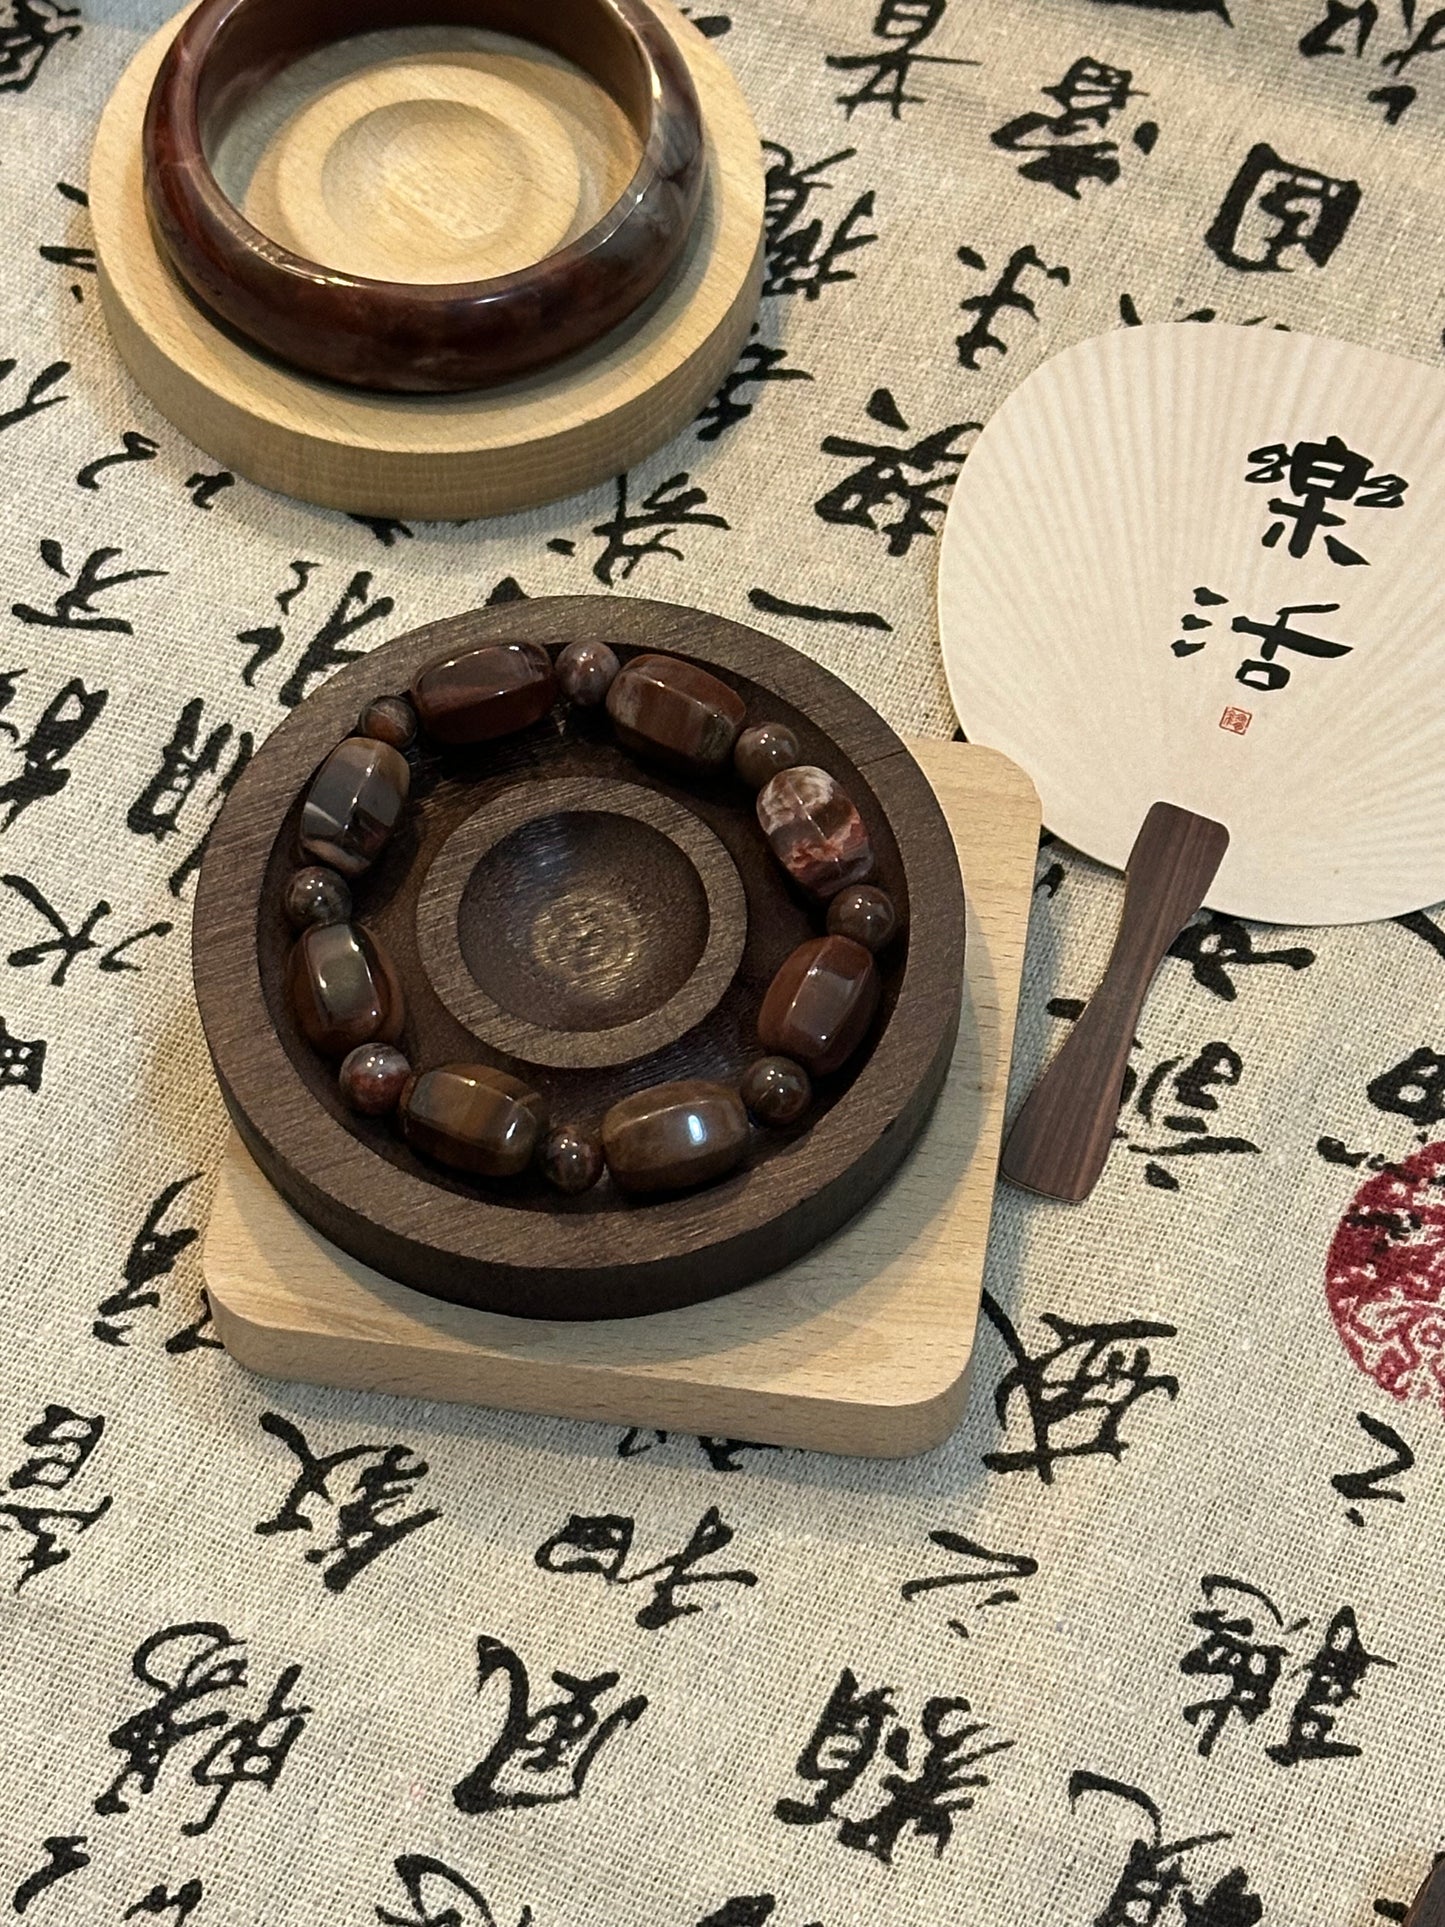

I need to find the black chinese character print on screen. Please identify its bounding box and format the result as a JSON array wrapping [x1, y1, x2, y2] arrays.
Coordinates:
[[255, 1411, 441, 1594], [0, 1012, 45, 1091], [93, 1173, 201, 1346], [1180, 1577, 1392, 1765], [0, 673, 108, 831], [900, 1531, 1039, 1637], [237, 564, 395, 706], [185, 469, 234, 510], [956, 243, 1072, 369], [76, 431, 161, 492], [40, 180, 95, 301], [1205, 143, 1361, 271], [817, 388, 977, 555], [1, 874, 173, 985], [95, 1622, 309, 1836], [776, 1669, 1012, 1864], [1181, 1576, 1304, 1757], [12, 541, 166, 634], [696, 323, 813, 441], [377, 1853, 534, 1927], [761, 141, 877, 301], [124, 1879, 204, 1924], [1168, 912, 1315, 1001], [1121, 1042, 1262, 1186], [991, 57, 1157, 197], [1068, 1771, 1263, 1927], [825, 0, 976, 118], [1245, 434, 1406, 564], [451, 1633, 647, 1814], [0, 0, 79, 92], [1332, 1411, 1415, 1526], [980, 1291, 1180, 1481], [1300, 3, 1445, 123], [0, 353, 69, 431], [11, 1837, 90, 1916], [616, 1429, 781, 1472], [589, 471, 728, 585], [0, 1395, 111, 1587], [1265, 1607, 1395, 1765], [535, 1506, 758, 1628], [126, 698, 255, 896]]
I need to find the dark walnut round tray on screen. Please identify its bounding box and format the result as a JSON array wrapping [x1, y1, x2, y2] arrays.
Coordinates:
[[193, 597, 966, 1320]]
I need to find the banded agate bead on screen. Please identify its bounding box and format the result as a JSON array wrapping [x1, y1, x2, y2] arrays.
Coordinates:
[[555, 639, 620, 707], [733, 721, 799, 790], [411, 642, 556, 745], [606, 654, 745, 773], [400, 1063, 547, 1178], [756, 765, 874, 900], [286, 921, 405, 1058], [602, 1080, 749, 1194], [757, 934, 879, 1076], [300, 737, 410, 879]]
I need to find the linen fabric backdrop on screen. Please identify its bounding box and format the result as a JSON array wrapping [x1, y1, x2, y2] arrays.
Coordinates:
[[2, 1, 1443, 1923]]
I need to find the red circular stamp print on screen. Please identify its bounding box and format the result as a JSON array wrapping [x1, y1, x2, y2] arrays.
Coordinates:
[[1327, 1140, 1445, 1412]]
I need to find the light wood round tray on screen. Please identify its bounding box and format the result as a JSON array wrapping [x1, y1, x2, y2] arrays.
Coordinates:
[[89, 2, 764, 517]]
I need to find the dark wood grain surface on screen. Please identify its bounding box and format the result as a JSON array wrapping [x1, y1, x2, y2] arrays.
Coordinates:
[[193, 597, 966, 1319], [1000, 800, 1229, 1204]]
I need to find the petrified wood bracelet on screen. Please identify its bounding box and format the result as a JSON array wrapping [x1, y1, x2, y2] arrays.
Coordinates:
[[141, 0, 707, 392], [285, 641, 903, 1196], [192, 600, 964, 1320]]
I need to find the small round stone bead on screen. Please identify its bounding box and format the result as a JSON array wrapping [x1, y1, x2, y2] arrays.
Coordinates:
[[734, 721, 799, 790], [357, 694, 417, 751], [556, 639, 620, 708], [540, 1122, 604, 1195], [283, 864, 352, 931], [827, 884, 899, 954], [338, 1042, 412, 1117], [740, 1055, 812, 1128]]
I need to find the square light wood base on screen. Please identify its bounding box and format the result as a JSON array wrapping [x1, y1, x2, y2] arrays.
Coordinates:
[[203, 741, 1039, 1458]]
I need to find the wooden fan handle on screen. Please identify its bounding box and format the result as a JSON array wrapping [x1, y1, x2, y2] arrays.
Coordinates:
[[1000, 801, 1229, 1203]]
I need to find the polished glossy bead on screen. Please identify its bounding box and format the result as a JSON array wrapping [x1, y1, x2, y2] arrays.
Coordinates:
[[758, 935, 879, 1076], [338, 1041, 411, 1116], [602, 1080, 749, 1194], [606, 653, 746, 772], [411, 642, 557, 745], [400, 1063, 547, 1178], [540, 1121, 604, 1194], [826, 883, 899, 953], [286, 921, 405, 1059], [734, 721, 799, 789], [283, 864, 352, 931], [556, 639, 620, 708], [299, 736, 410, 879], [756, 764, 874, 900], [357, 694, 417, 751], [740, 1055, 812, 1127]]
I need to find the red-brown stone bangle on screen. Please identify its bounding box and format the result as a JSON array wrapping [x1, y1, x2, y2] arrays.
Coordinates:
[[141, 0, 708, 393]]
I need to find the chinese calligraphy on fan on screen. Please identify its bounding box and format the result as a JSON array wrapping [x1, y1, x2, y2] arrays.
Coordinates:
[[1166, 432, 1409, 729]]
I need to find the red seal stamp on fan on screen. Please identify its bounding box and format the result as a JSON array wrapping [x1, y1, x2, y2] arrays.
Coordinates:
[[1219, 706, 1252, 735], [1326, 1141, 1445, 1414]]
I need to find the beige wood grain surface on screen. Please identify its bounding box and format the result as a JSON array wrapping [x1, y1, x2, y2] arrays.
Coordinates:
[[89, 2, 764, 517], [204, 740, 1040, 1457]]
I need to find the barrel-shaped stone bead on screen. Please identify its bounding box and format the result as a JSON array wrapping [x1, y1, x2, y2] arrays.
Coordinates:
[[756, 765, 874, 900], [605, 653, 746, 772], [757, 934, 879, 1076], [299, 736, 410, 879], [602, 1080, 749, 1194], [286, 921, 405, 1059], [400, 1063, 547, 1178], [411, 642, 557, 746]]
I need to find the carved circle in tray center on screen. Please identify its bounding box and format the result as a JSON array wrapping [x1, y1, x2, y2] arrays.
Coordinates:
[[415, 775, 747, 1070]]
